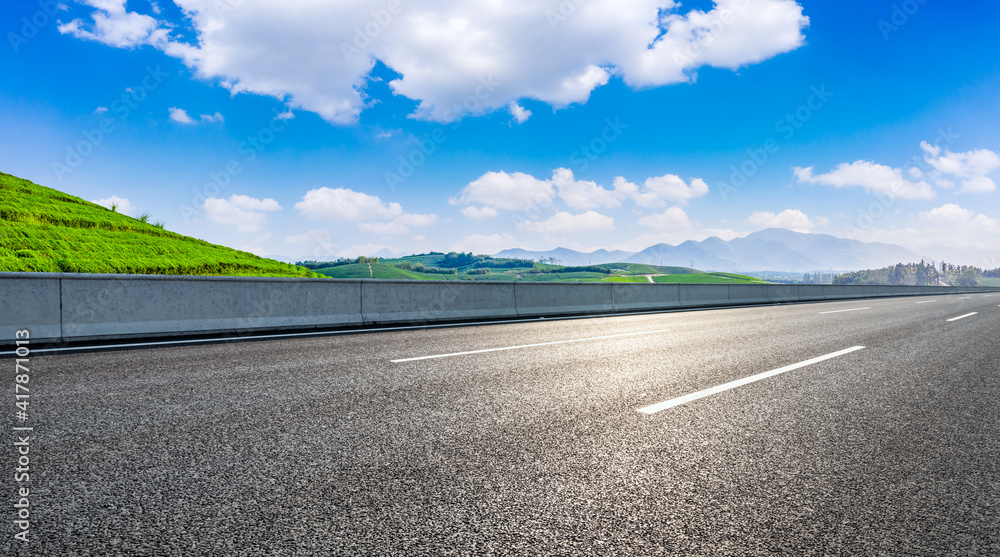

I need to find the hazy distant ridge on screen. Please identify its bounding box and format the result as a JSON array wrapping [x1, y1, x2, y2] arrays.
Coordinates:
[[496, 229, 928, 272]]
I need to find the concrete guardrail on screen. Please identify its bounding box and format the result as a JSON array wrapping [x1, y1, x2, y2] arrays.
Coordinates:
[[2, 272, 998, 345]]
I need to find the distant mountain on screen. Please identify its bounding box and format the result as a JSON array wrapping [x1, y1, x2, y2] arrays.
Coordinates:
[[494, 247, 632, 266], [498, 229, 929, 272]]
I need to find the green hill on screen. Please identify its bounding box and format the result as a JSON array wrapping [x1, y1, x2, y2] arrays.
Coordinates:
[[0, 171, 317, 277], [310, 253, 766, 284]]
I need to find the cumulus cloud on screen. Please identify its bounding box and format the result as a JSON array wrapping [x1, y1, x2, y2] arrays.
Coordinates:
[[860, 204, 1000, 263], [454, 168, 709, 214], [509, 102, 532, 124], [451, 171, 555, 211], [58, 0, 166, 48], [295, 187, 436, 235], [169, 107, 224, 124], [747, 209, 818, 233], [168, 107, 194, 124], [91, 195, 136, 216], [516, 211, 615, 234], [296, 187, 404, 221], [551, 168, 620, 210], [637, 207, 692, 230], [204, 194, 282, 232], [920, 141, 999, 194], [61, 0, 808, 124], [461, 206, 499, 219], [794, 161, 935, 200], [613, 174, 709, 207], [228, 194, 281, 212]]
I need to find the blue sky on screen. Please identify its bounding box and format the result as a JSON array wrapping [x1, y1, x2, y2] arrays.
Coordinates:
[[3, 0, 1000, 267]]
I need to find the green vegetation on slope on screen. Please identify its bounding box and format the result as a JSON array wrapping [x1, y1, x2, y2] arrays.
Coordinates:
[[0, 172, 318, 277]]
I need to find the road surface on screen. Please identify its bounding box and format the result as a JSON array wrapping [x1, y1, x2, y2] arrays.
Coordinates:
[[5, 293, 999, 555]]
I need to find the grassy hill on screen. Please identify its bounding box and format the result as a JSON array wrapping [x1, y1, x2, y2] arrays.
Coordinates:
[[0, 171, 318, 277], [311, 253, 767, 284]]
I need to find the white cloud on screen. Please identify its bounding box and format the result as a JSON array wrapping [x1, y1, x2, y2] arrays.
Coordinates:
[[58, 0, 166, 48], [637, 207, 692, 230], [958, 176, 997, 194], [200, 111, 225, 124], [91, 195, 136, 216], [747, 209, 817, 233], [918, 141, 1000, 194], [452, 233, 518, 255], [794, 161, 935, 200], [454, 168, 708, 214], [357, 222, 410, 235], [510, 102, 532, 124], [461, 206, 499, 219], [921, 141, 1000, 178], [168, 107, 194, 124], [551, 168, 621, 210], [613, 174, 709, 208], [860, 204, 1000, 263], [295, 187, 436, 236], [228, 194, 281, 212], [94, 106, 108, 114], [452, 171, 555, 211], [169, 107, 225, 124], [919, 203, 997, 228], [203, 195, 279, 232], [61, 0, 808, 125], [517, 211, 615, 234], [296, 187, 404, 221]]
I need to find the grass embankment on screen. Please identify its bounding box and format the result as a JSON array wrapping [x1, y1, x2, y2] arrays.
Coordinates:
[[0, 171, 318, 277]]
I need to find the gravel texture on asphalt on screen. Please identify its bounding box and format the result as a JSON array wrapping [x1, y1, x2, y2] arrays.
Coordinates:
[[3, 294, 999, 555]]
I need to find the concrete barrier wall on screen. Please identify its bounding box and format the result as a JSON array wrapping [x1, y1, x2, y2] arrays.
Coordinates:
[[361, 280, 516, 324], [59, 274, 362, 341], [2, 272, 998, 345], [514, 282, 614, 316], [727, 284, 771, 305], [610, 283, 680, 312], [1, 276, 61, 341]]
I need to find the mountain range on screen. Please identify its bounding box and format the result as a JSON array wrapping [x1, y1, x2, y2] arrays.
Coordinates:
[[496, 229, 930, 272]]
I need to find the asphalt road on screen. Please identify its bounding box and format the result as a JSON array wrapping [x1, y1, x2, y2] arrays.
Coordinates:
[[4, 293, 1000, 555]]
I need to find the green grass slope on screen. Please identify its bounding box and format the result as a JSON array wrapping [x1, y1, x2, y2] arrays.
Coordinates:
[[0, 172, 317, 277]]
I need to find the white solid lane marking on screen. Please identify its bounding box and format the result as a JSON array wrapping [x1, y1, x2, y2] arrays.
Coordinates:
[[391, 329, 672, 363], [915, 300, 937, 304], [947, 312, 978, 322], [957, 297, 971, 300], [819, 307, 870, 314], [637, 346, 866, 414]]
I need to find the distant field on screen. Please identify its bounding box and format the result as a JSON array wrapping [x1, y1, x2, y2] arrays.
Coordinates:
[[0, 172, 317, 277], [652, 273, 765, 284], [979, 277, 1000, 287], [312, 254, 767, 284]]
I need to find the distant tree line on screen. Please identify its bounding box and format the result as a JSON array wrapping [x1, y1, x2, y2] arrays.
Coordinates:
[[296, 256, 379, 269], [834, 261, 988, 286]]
